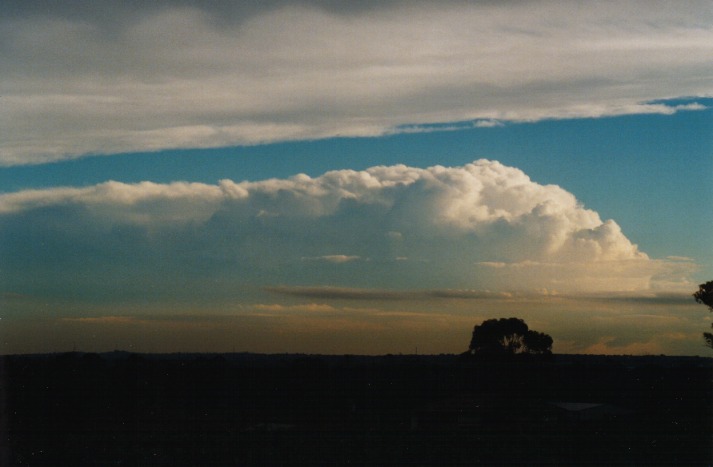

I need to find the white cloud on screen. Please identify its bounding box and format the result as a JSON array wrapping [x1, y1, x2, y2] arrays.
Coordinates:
[[0, 159, 695, 297], [303, 255, 362, 263], [473, 120, 504, 128], [1, 1, 712, 165]]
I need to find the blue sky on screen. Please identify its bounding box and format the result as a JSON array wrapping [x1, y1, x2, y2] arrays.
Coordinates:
[[1, 1, 712, 355], [3, 100, 711, 273]]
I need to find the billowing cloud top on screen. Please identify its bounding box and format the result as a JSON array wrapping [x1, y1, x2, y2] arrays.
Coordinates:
[[0, 160, 689, 301], [1, 0, 712, 164]]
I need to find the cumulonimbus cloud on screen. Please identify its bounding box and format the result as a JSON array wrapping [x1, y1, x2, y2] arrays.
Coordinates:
[[0, 160, 694, 299], [1, 0, 712, 165]]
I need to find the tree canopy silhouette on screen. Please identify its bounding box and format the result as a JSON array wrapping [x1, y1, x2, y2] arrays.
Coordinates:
[[468, 317, 552, 356], [693, 280, 713, 349]]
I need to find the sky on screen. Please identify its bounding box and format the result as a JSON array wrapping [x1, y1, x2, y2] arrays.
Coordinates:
[[1, 0, 712, 356]]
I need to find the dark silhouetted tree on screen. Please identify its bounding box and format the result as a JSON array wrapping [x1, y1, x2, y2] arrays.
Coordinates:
[[693, 281, 713, 349], [468, 317, 552, 356], [523, 330, 554, 355]]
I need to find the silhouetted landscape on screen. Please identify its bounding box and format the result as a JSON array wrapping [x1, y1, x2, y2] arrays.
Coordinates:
[[2, 351, 711, 465], [3, 2, 712, 465]]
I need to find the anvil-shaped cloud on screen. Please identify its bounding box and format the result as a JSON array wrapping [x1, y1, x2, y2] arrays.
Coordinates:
[[1, 0, 711, 164], [0, 160, 691, 303]]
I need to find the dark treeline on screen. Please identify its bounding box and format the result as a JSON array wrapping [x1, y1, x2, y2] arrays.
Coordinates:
[[1, 352, 711, 465]]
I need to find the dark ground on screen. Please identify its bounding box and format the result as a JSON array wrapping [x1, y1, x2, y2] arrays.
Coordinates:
[[1, 352, 711, 465]]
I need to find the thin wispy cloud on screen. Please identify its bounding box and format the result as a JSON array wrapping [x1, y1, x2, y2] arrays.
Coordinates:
[[1, 0, 711, 165], [266, 286, 697, 307], [266, 286, 514, 301], [252, 303, 339, 314], [266, 286, 428, 301], [302, 255, 362, 264]]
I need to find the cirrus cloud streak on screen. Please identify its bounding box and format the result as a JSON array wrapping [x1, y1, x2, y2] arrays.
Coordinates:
[[1, 0, 712, 165]]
